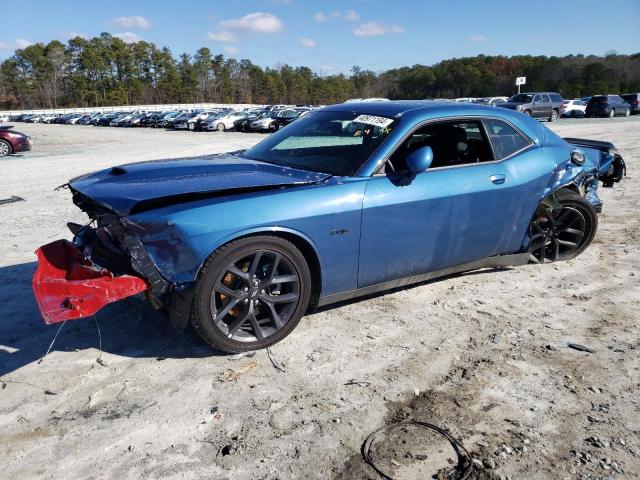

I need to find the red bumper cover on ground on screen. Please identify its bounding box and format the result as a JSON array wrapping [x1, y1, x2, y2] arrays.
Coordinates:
[[32, 239, 148, 324]]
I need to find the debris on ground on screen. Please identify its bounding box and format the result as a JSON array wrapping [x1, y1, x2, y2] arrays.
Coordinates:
[[219, 361, 257, 382]]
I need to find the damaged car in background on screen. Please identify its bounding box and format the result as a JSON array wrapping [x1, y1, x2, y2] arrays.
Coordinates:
[[32, 101, 626, 353]]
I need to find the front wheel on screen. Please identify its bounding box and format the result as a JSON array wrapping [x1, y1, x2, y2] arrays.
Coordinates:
[[523, 110, 532, 117], [528, 190, 598, 264], [191, 236, 312, 353], [624, 108, 630, 117], [216, 123, 225, 132], [0, 139, 11, 156], [608, 109, 615, 118]]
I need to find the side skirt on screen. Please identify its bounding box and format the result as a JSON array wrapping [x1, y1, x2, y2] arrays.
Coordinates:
[[317, 252, 530, 307]]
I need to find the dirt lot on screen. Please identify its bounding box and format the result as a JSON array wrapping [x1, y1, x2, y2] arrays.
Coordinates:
[[0, 118, 638, 480]]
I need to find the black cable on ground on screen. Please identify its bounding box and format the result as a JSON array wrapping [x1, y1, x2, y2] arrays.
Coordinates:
[[361, 420, 473, 480]]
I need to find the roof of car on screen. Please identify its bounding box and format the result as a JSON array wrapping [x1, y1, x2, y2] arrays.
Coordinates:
[[324, 100, 479, 117]]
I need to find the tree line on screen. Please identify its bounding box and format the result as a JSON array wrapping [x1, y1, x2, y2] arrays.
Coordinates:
[[1, 33, 639, 110]]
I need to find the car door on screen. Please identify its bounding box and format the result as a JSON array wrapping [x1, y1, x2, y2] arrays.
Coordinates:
[[357, 118, 537, 288]]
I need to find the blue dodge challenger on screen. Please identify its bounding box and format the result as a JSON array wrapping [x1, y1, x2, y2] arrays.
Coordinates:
[[33, 101, 625, 353]]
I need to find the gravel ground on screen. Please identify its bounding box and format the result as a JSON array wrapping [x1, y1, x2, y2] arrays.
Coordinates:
[[0, 118, 638, 480]]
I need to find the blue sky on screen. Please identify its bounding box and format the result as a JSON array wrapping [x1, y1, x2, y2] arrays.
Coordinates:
[[1, 0, 639, 73]]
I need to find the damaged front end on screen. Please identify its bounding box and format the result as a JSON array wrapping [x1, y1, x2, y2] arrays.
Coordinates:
[[33, 239, 149, 324], [32, 192, 169, 324]]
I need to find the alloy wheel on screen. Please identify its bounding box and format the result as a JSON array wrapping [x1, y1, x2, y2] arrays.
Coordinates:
[[0, 141, 10, 156], [529, 206, 587, 263], [210, 249, 300, 342]]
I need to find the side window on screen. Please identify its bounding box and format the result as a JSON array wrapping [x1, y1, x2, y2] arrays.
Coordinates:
[[542, 94, 550, 103], [387, 120, 494, 172], [533, 95, 542, 103], [483, 118, 531, 160]]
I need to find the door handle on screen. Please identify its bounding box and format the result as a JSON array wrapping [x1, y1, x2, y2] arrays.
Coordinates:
[[489, 174, 506, 185]]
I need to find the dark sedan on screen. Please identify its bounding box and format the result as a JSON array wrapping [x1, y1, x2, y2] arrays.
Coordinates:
[[585, 95, 631, 118], [273, 109, 306, 130], [0, 126, 32, 156], [621, 93, 640, 115]]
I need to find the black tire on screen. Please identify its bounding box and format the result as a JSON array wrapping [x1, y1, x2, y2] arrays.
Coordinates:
[[0, 139, 12, 156], [548, 109, 558, 122], [216, 123, 225, 132], [528, 190, 598, 264], [191, 235, 312, 353], [624, 108, 630, 117], [608, 108, 615, 118], [523, 110, 532, 117]]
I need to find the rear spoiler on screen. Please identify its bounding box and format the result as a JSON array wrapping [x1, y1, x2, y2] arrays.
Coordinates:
[[564, 137, 615, 153]]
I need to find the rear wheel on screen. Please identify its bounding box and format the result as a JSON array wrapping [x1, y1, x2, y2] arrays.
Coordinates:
[[528, 190, 598, 264], [0, 139, 12, 156], [608, 108, 615, 118], [191, 236, 312, 353], [548, 109, 558, 122], [624, 108, 630, 117]]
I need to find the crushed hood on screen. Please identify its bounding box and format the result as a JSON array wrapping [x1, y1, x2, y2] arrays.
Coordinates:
[[69, 153, 330, 216]]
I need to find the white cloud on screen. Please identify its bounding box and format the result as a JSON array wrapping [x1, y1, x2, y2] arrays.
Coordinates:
[[299, 37, 316, 48], [314, 12, 329, 22], [114, 32, 142, 43], [207, 30, 237, 43], [315, 10, 357, 22], [0, 38, 33, 50], [344, 9, 360, 21], [353, 22, 404, 37], [469, 34, 486, 42], [14, 38, 34, 49], [60, 31, 87, 40], [224, 45, 239, 55], [220, 12, 283, 33], [112, 16, 151, 30]]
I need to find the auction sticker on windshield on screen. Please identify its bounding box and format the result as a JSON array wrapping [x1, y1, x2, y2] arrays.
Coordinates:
[[353, 114, 394, 128]]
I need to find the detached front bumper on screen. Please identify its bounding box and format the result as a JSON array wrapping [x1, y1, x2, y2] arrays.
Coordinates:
[[32, 239, 148, 324]]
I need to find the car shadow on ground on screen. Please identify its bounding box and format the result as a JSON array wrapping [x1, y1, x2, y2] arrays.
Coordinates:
[[1, 261, 519, 377], [0, 261, 219, 378]]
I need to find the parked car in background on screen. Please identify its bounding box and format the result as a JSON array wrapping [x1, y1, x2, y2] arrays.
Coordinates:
[[0, 125, 32, 156], [187, 111, 220, 130], [248, 111, 277, 131], [201, 111, 248, 131], [273, 108, 308, 130], [173, 111, 202, 130], [0, 114, 10, 122], [585, 95, 631, 118], [620, 93, 640, 115], [233, 110, 268, 132], [154, 111, 181, 128], [473, 97, 508, 106], [498, 92, 563, 121], [560, 99, 587, 117], [96, 113, 119, 126]]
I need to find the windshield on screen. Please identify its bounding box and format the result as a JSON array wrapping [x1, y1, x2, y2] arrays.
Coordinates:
[[508, 94, 533, 103], [243, 110, 395, 176]]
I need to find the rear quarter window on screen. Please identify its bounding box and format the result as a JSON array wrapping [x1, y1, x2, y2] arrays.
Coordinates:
[[483, 118, 531, 160], [550, 94, 563, 102]]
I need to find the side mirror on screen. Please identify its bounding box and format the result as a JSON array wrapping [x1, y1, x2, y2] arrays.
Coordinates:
[[406, 146, 433, 174]]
